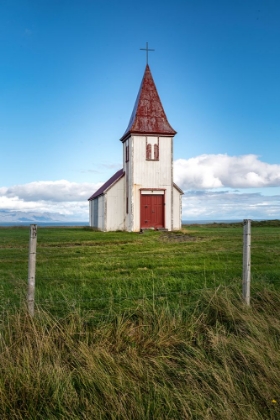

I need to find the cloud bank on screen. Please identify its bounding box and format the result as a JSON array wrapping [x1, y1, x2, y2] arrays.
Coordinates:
[[181, 190, 280, 220], [0, 180, 101, 220], [174, 154, 280, 189], [0, 155, 280, 221], [0, 180, 101, 202]]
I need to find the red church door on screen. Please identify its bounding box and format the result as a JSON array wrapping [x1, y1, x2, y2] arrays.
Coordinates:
[[140, 194, 164, 229]]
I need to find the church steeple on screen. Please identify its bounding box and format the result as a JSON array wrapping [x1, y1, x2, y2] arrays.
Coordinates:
[[120, 65, 177, 142], [89, 61, 182, 232]]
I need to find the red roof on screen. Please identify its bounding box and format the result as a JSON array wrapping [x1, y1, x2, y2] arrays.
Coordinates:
[[120, 65, 176, 142], [88, 169, 124, 201]]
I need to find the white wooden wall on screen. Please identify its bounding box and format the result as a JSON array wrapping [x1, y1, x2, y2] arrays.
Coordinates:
[[89, 196, 105, 230], [98, 196, 105, 230], [128, 135, 173, 232], [172, 186, 182, 230], [106, 177, 125, 231]]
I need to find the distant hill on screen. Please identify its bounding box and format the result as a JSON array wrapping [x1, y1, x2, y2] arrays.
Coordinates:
[[0, 210, 68, 223]]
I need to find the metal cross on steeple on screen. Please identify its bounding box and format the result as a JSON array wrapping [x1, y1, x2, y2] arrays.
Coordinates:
[[140, 42, 155, 65]]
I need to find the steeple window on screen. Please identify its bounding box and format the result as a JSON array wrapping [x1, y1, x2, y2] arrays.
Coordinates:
[[146, 143, 152, 160], [154, 144, 159, 160], [146, 139, 159, 161], [125, 145, 129, 162]]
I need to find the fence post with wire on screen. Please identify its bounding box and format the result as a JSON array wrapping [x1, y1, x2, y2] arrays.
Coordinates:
[[243, 219, 251, 306], [27, 224, 37, 316]]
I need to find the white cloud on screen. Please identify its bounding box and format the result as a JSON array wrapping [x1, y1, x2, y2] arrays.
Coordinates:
[[1, 154, 280, 222], [1, 180, 101, 202], [174, 154, 280, 189], [0, 180, 100, 220], [181, 190, 280, 220], [174, 154, 280, 220]]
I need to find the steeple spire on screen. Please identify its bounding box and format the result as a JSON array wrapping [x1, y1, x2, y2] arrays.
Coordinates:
[[120, 65, 176, 142]]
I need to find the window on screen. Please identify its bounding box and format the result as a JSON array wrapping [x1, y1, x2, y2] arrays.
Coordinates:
[[146, 143, 152, 160], [154, 144, 159, 160], [125, 145, 129, 162], [146, 142, 159, 160]]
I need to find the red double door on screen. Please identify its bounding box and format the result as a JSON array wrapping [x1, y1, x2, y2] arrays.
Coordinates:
[[140, 194, 164, 229]]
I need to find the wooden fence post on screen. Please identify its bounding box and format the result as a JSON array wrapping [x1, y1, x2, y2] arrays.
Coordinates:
[[28, 224, 37, 316], [243, 219, 251, 305]]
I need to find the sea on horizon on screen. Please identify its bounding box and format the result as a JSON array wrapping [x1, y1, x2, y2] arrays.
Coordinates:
[[0, 219, 253, 227]]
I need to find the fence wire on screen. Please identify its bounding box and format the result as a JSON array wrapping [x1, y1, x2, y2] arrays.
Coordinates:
[[0, 224, 279, 316]]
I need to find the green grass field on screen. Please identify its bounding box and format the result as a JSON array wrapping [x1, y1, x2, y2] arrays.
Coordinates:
[[1, 222, 280, 316], [1, 222, 280, 419]]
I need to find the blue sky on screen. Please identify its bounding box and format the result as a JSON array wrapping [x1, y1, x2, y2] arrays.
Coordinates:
[[1, 0, 280, 221]]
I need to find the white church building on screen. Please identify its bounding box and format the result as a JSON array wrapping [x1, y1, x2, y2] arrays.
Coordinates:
[[88, 64, 183, 232]]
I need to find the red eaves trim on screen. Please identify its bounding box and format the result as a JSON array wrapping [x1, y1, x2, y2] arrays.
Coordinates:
[[88, 169, 124, 201]]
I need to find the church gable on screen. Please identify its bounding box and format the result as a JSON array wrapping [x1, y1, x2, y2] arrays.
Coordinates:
[[88, 169, 124, 201], [88, 170, 125, 231]]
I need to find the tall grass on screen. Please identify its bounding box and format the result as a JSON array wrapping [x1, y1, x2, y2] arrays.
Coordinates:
[[1, 286, 280, 419]]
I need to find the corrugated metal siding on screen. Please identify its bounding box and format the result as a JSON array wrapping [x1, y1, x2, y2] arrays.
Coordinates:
[[89, 201, 93, 227], [98, 196, 105, 230], [131, 135, 173, 231], [172, 186, 182, 230], [93, 199, 98, 227], [89, 134, 180, 232], [89, 197, 103, 229], [124, 138, 133, 232], [106, 176, 125, 231]]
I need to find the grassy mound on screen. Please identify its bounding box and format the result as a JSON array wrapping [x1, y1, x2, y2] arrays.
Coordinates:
[[1, 287, 280, 419]]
